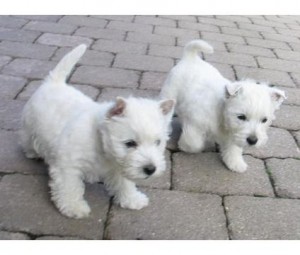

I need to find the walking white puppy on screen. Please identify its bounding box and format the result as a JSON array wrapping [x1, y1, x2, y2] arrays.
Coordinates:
[[20, 45, 174, 218], [161, 40, 285, 173]]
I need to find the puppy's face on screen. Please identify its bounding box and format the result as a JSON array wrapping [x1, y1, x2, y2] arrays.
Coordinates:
[[223, 80, 286, 148], [101, 97, 174, 180]]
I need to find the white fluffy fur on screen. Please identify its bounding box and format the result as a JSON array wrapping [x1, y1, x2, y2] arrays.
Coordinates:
[[20, 45, 174, 219], [161, 40, 286, 173]]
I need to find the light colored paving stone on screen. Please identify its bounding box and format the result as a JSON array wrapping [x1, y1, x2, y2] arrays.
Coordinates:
[[0, 99, 25, 130], [134, 16, 176, 27], [107, 189, 228, 240], [92, 15, 134, 22], [262, 32, 300, 43], [258, 57, 300, 74], [238, 22, 277, 33], [225, 196, 300, 239], [0, 231, 30, 240], [221, 27, 262, 39], [227, 43, 275, 58], [107, 20, 153, 33], [113, 53, 174, 72], [126, 31, 175, 46], [251, 18, 288, 29], [215, 15, 252, 24], [92, 39, 147, 54], [58, 15, 107, 28], [173, 153, 274, 197], [177, 38, 227, 52], [75, 27, 125, 40], [198, 17, 237, 28], [266, 158, 300, 198], [0, 174, 109, 240], [71, 66, 140, 88], [0, 41, 57, 60], [13, 15, 62, 22], [0, 55, 11, 68], [277, 86, 300, 106], [24, 20, 77, 34], [140, 72, 167, 90], [274, 49, 300, 61], [245, 127, 300, 159], [178, 21, 219, 33], [202, 31, 245, 44], [0, 74, 27, 100], [234, 66, 296, 87], [0, 16, 28, 28], [246, 37, 290, 50], [290, 72, 300, 86], [209, 63, 236, 80], [0, 28, 41, 43], [159, 15, 197, 22], [36, 236, 79, 240], [289, 42, 300, 52], [294, 131, 300, 147], [154, 26, 199, 38], [37, 33, 93, 47], [148, 44, 183, 59], [272, 105, 300, 130]]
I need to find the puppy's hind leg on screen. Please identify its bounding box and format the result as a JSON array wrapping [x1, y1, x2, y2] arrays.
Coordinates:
[[19, 129, 40, 159]]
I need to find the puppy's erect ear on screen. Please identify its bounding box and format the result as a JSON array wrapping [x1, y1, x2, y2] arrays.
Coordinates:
[[225, 83, 242, 98], [269, 87, 286, 110], [107, 97, 126, 118], [160, 99, 175, 116]]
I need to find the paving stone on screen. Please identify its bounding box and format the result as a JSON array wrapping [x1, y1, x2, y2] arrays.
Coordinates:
[[276, 27, 300, 38], [0, 231, 30, 240], [246, 37, 290, 50], [148, 44, 183, 59], [266, 158, 300, 198], [134, 16, 176, 27], [2, 59, 56, 79], [225, 196, 300, 239], [277, 86, 300, 106], [215, 15, 252, 24], [140, 72, 167, 90], [0, 174, 110, 239], [251, 18, 288, 29], [97, 88, 158, 102], [52, 47, 114, 67], [107, 189, 228, 240], [245, 127, 300, 159], [221, 27, 262, 38], [294, 131, 300, 147], [58, 15, 107, 28], [173, 153, 274, 196], [0, 16, 28, 28], [291, 72, 300, 86], [272, 105, 300, 131], [274, 49, 300, 61], [198, 17, 237, 28], [71, 66, 139, 88], [227, 43, 275, 58], [261, 32, 300, 43], [234, 66, 296, 87], [107, 20, 153, 33], [93, 15, 134, 22], [205, 51, 256, 67], [24, 20, 77, 34], [37, 33, 93, 47], [0, 41, 57, 60], [159, 15, 197, 22], [201, 31, 245, 44], [178, 21, 219, 33], [92, 39, 147, 54], [238, 22, 277, 33], [0, 99, 25, 130], [35, 236, 79, 240], [0, 55, 11, 68], [126, 31, 175, 46], [0, 74, 27, 100], [113, 53, 174, 72], [154, 26, 200, 38], [75, 27, 125, 40], [208, 62, 235, 80], [13, 15, 62, 22], [258, 57, 300, 74], [265, 15, 299, 25], [0, 28, 41, 43]]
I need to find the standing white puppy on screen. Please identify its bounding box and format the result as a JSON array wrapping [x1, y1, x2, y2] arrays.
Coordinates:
[[161, 40, 285, 173], [20, 45, 174, 218]]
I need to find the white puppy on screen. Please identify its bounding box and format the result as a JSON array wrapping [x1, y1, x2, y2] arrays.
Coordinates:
[[161, 40, 286, 173], [20, 45, 175, 219]]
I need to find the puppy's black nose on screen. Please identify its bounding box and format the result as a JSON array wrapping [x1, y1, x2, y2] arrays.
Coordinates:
[[143, 165, 156, 176], [247, 136, 258, 145]]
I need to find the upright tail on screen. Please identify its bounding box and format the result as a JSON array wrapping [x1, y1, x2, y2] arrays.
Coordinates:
[[182, 40, 214, 59], [47, 44, 87, 84]]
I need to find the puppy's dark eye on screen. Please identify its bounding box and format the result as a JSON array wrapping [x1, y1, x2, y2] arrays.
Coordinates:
[[124, 140, 137, 148], [261, 117, 268, 123], [155, 139, 161, 146], [237, 114, 247, 121]]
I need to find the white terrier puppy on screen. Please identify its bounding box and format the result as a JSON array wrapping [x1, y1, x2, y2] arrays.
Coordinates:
[[20, 45, 175, 219], [161, 40, 286, 173]]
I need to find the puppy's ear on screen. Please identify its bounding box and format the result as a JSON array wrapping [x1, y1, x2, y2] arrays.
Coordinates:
[[269, 87, 286, 110], [225, 83, 242, 98], [107, 97, 126, 118], [160, 99, 175, 116]]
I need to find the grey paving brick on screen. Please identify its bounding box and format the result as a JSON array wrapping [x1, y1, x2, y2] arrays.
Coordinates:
[[266, 158, 300, 198], [36, 236, 79, 240], [37, 33, 93, 47], [227, 43, 275, 58], [261, 32, 300, 43], [272, 105, 300, 131], [113, 53, 174, 72], [201, 31, 245, 44], [238, 22, 277, 33], [215, 15, 252, 24], [134, 16, 176, 27], [154, 26, 199, 38], [0, 74, 27, 100], [58, 15, 107, 28], [71, 66, 139, 88], [221, 27, 262, 38], [205, 51, 257, 67], [287, 42, 300, 52], [178, 21, 219, 33], [225, 196, 300, 239], [274, 49, 300, 61], [234, 66, 296, 87], [52, 47, 113, 67], [251, 18, 288, 29], [0, 28, 41, 43], [75, 27, 125, 40], [126, 31, 175, 46], [0, 55, 11, 68], [0, 16, 28, 28], [0, 99, 25, 130], [209, 63, 236, 80], [13, 15, 62, 22], [257, 57, 300, 74], [92, 39, 147, 54], [290, 73, 300, 87], [107, 189, 228, 240], [277, 86, 300, 106], [107, 20, 153, 33], [148, 44, 183, 59], [276, 27, 300, 37], [287, 23, 300, 30], [2, 58, 56, 79], [24, 20, 77, 34], [294, 131, 300, 147], [159, 15, 197, 22], [140, 72, 167, 90], [0, 231, 30, 240], [246, 37, 290, 50], [0, 174, 109, 239], [265, 15, 299, 25], [245, 127, 300, 159], [0, 41, 57, 60], [173, 153, 274, 197], [198, 17, 237, 28], [93, 15, 134, 22]]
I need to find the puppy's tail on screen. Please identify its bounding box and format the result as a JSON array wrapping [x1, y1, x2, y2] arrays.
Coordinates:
[[182, 40, 214, 59], [47, 44, 87, 84]]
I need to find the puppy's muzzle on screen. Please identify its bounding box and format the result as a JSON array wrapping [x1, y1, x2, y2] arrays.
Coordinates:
[[247, 136, 258, 145], [143, 164, 156, 176]]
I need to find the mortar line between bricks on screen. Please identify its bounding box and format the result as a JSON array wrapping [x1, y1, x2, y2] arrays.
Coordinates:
[[263, 160, 279, 197], [287, 72, 299, 88], [289, 130, 300, 150], [102, 197, 113, 240], [169, 151, 175, 190], [20, 19, 31, 29], [286, 42, 295, 51], [221, 196, 232, 240], [32, 32, 44, 44]]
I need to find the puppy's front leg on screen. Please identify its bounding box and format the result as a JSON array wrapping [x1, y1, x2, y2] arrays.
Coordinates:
[[104, 172, 149, 210], [220, 142, 247, 173]]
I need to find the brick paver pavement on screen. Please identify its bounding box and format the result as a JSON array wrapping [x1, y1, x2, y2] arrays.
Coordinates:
[[0, 15, 300, 240]]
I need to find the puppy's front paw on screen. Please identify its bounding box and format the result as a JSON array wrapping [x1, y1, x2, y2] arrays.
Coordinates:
[[118, 191, 149, 210], [58, 200, 91, 219], [225, 158, 248, 173]]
